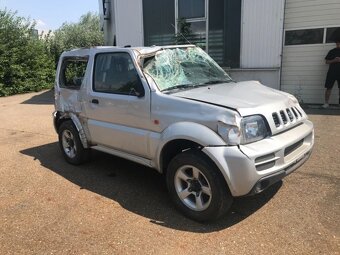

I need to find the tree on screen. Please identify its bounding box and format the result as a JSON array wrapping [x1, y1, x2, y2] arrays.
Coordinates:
[[0, 10, 104, 96], [0, 9, 54, 96], [175, 18, 193, 45], [49, 12, 104, 65]]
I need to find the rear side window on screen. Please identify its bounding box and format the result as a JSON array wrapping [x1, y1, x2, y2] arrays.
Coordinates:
[[93, 52, 143, 95], [59, 57, 89, 89]]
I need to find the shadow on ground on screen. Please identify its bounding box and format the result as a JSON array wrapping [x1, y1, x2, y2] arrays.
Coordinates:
[[21, 89, 54, 105], [302, 104, 340, 116], [21, 142, 282, 233]]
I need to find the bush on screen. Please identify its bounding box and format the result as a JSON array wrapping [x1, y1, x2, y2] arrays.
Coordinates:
[[48, 12, 104, 66], [0, 9, 55, 96], [0, 10, 104, 97]]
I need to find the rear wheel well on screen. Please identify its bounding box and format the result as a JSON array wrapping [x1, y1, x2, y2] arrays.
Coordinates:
[[55, 112, 72, 132], [160, 139, 202, 175]]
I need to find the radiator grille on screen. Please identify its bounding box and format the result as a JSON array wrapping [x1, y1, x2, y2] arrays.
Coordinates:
[[286, 108, 294, 122], [272, 113, 280, 127], [272, 107, 302, 128], [280, 110, 288, 124]]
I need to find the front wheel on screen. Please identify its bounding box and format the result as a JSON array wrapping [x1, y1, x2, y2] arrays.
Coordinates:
[[58, 120, 90, 165], [166, 150, 233, 222]]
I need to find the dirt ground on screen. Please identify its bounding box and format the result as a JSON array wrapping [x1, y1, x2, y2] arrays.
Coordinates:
[[0, 90, 339, 255]]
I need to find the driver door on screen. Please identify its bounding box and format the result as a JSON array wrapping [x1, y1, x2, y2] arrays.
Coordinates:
[[84, 51, 151, 158]]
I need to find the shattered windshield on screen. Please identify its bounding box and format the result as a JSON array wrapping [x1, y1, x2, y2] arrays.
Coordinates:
[[142, 47, 232, 92]]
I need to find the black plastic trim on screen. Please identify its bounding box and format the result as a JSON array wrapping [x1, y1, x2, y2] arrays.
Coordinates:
[[246, 170, 286, 196]]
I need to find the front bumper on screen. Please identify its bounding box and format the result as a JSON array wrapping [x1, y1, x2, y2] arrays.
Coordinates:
[[203, 120, 314, 197]]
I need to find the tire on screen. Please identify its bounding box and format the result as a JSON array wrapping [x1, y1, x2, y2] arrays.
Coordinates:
[[58, 120, 90, 165], [166, 150, 233, 222]]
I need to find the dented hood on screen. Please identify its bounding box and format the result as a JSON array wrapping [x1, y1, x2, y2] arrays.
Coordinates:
[[172, 80, 295, 116]]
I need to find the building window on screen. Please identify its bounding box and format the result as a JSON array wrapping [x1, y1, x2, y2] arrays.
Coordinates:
[[326, 27, 340, 43], [285, 27, 340, 46], [285, 28, 324, 45], [143, 0, 241, 68], [175, 0, 207, 50], [178, 0, 205, 19], [143, 0, 176, 46], [208, 0, 241, 67]]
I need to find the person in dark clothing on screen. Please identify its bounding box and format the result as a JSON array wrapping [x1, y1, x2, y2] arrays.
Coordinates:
[[323, 39, 340, 108]]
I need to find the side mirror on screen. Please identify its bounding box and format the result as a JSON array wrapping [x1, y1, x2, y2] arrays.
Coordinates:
[[137, 91, 145, 98], [130, 81, 145, 98], [134, 74, 145, 98]]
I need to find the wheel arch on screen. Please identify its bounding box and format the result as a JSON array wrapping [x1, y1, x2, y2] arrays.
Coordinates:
[[159, 139, 201, 175], [54, 111, 89, 148], [156, 121, 226, 174]]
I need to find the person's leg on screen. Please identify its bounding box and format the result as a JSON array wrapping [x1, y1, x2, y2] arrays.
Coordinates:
[[325, 88, 332, 104], [338, 80, 340, 105], [322, 89, 332, 108], [323, 75, 335, 108]]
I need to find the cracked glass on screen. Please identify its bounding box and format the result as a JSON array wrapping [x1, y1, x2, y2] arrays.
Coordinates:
[[142, 47, 232, 92]]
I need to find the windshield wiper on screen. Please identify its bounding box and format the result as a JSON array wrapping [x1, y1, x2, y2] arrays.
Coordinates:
[[161, 84, 198, 93], [202, 79, 233, 85], [161, 80, 233, 93]]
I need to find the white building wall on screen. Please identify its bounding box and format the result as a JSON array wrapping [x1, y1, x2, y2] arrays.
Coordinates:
[[241, 0, 285, 68], [281, 0, 340, 104], [281, 45, 334, 103], [284, 0, 340, 29], [114, 0, 144, 47], [227, 69, 280, 90]]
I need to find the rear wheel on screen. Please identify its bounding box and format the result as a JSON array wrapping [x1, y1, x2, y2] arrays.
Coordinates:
[[58, 120, 90, 165], [166, 150, 233, 222]]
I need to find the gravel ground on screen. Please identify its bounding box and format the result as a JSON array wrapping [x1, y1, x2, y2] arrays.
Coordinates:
[[0, 90, 339, 255]]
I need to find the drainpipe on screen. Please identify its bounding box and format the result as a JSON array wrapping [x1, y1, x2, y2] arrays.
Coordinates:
[[279, 0, 287, 91], [99, 0, 116, 46]]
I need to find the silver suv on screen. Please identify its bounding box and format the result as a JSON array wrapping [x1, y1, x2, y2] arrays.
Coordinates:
[[53, 45, 314, 222]]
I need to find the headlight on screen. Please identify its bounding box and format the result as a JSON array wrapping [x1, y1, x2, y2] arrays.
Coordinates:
[[240, 115, 269, 144], [217, 122, 241, 145], [217, 115, 269, 145]]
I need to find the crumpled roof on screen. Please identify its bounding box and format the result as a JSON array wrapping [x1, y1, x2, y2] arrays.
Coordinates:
[[134, 44, 195, 56]]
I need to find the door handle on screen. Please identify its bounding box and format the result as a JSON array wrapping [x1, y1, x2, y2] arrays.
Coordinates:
[[91, 99, 99, 104]]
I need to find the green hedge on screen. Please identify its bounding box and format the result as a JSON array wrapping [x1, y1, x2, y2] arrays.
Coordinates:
[[0, 9, 55, 96], [0, 10, 103, 97]]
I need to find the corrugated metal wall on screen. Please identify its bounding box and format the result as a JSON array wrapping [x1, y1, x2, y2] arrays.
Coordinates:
[[284, 0, 340, 29], [281, 0, 340, 104], [281, 45, 335, 104], [241, 0, 284, 68]]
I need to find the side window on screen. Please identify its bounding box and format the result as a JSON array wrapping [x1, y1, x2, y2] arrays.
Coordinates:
[[93, 52, 144, 96], [59, 57, 89, 89]]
